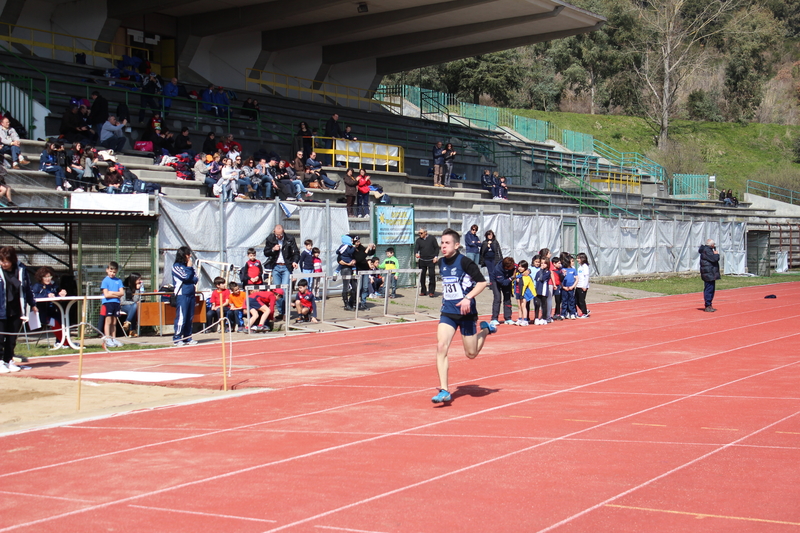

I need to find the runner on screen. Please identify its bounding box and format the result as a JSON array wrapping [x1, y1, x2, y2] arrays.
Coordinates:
[[432, 228, 496, 404]]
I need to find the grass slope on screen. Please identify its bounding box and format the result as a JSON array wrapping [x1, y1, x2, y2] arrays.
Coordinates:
[[603, 271, 800, 295], [509, 109, 800, 194]]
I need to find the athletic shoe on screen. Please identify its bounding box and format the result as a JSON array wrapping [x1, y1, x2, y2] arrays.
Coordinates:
[[506, 320, 516, 325], [174, 341, 185, 347], [6, 361, 21, 372], [305, 192, 313, 197], [569, 314, 577, 320], [489, 320, 500, 327], [114, 339, 123, 347], [185, 339, 198, 345], [704, 306, 716, 312], [518, 319, 529, 326], [56, 186, 64, 191], [74, 187, 85, 192], [0, 362, 9, 374], [480, 321, 497, 334], [431, 389, 452, 403]]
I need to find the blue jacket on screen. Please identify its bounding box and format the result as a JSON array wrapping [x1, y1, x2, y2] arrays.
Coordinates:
[[201, 89, 215, 112], [172, 263, 198, 297], [0, 262, 36, 320], [39, 149, 59, 171], [534, 268, 551, 295], [491, 261, 515, 287], [163, 82, 179, 107], [432, 145, 445, 165], [464, 231, 481, 253]]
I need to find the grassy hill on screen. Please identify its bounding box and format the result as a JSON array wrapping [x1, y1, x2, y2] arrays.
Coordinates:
[[509, 109, 800, 195]]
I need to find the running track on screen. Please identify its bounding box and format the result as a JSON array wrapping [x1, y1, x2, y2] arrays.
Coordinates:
[[1, 284, 799, 532]]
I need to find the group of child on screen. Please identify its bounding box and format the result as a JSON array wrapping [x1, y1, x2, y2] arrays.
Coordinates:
[[510, 248, 591, 327]]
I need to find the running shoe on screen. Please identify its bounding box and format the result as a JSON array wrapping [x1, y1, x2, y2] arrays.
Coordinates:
[[518, 319, 529, 326], [431, 389, 452, 403], [505, 320, 516, 325], [6, 361, 21, 372], [185, 339, 198, 345], [174, 341, 185, 347], [0, 362, 9, 374], [480, 321, 497, 334], [489, 320, 500, 327]]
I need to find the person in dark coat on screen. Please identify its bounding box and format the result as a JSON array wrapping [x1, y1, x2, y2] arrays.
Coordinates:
[[89, 91, 109, 132], [479, 230, 502, 276], [414, 227, 439, 296], [699, 239, 720, 312]]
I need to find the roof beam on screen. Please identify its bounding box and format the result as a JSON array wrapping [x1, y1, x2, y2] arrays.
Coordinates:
[[323, 6, 564, 65], [376, 22, 606, 74], [107, 0, 190, 19], [262, 0, 495, 52], [189, 0, 352, 37]]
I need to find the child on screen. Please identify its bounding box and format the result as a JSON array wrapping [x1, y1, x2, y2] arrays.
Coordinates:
[[311, 247, 323, 300], [100, 261, 124, 348], [495, 175, 509, 200], [530, 255, 542, 322], [206, 277, 230, 331], [533, 257, 551, 325], [561, 256, 578, 319], [31, 266, 67, 329], [379, 246, 399, 298], [550, 256, 562, 321], [248, 288, 280, 332], [576, 252, 591, 318], [227, 282, 246, 331], [294, 279, 318, 323], [513, 260, 535, 326], [299, 239, 314, 285], [368, 257, 383, 297], [240, 247, 264, 287]]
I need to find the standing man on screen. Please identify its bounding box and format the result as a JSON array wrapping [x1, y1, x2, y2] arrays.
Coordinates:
[[139, 72, 163, 122], [432, 141, 445, 187], [163, 77, 179, 118], [699, 239, 720, 312], [414, 227, 439, 297], [263, 224, 300, 316], [88, 91, 109, 134], [432, 228, 496, 404], [324, 113, 343, 165]]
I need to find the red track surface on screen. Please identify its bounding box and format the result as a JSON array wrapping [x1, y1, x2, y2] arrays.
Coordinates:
[[2, 284, 800, 532]]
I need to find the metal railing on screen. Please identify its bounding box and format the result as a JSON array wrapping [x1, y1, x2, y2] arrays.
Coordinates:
[[0, 21, 156, 71], [311, 136, 404, 172], [562, 129, 594, 154], [0, 74, 34, 134], [746, 180, 800, 206], [593, 139, 665, 182], [545, 162, 644, 218], [671, 173, 709, 199], [590, 170, 642, 195], [246, 68, 399, 113], [513, 115, 549, 143]]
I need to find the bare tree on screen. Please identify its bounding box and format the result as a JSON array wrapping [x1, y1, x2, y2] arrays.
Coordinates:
[[633, 0, 744, 149]]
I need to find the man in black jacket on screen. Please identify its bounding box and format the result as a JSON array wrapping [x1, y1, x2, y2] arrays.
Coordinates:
[[263, 224, 300, 318], [89, 91, 109, 133], [414, 227, 439, 297], [699, 239, 720, 312], [323, 113, 342, 164]]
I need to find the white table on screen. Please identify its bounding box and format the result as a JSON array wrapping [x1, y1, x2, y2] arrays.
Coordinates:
[[35, 295, 105, 350]]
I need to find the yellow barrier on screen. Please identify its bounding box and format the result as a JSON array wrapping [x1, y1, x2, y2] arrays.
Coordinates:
[[0, 22, 159, 73], [589, 171, 641, 194], [311, 136, 404, 173], [245, 68, 399, 112]]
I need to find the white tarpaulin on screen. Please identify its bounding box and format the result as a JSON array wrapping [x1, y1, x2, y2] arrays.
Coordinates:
[[71, 192, 149, 213], [300, 205, 350, 294], [334, 139, 399, 167]]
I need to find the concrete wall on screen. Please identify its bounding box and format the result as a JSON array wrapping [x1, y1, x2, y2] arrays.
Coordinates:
[[188, 33, 262, 91], [744, 193, 800, 217]]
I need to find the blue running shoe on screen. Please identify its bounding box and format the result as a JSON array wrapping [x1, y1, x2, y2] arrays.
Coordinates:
[[480, 321, 497, 334], [432, 389, 452, 403]]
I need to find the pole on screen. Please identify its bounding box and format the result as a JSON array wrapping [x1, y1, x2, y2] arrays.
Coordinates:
[[219, 193, 226, 264], [220, 316, 228, 391], [76, 294, 87, 411]]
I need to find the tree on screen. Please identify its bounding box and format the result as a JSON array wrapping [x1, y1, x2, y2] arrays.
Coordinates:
[[444, 51, 523, 105], [633, 0, 745, 148]]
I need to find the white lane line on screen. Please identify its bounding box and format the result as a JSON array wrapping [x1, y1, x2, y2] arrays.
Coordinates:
[[127, 504, 276, 523]]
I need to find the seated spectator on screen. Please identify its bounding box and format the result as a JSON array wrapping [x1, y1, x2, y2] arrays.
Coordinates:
[[242, 98, 258, 121], [202, 131, 217, 154], [31, 266, 67, 329], [65, 141, 87, 192], [216, 133, 243, 156], [495, 175, 509, 200], [0, 165, 13, 205], [285, 160, 313, 201], [152, 128, 174, 156], [0, 116, 29, 169], [99, 115, 128, 152], [206, 277, 230, 330], [79, 145, 100, 191], [103, 163, 123, 194], [89, 90, 109, 132], [120, 272, 142, 337], [724, 189, 738, 207], [174, 127, 194, 156], [248, 288, 281, 332], [343, 125, 357, 141], [205, 153, 221, 197], [718, 189, 726, 202], [194, 152, 209, 184], [227, 282, 246, 332], [163, 77, 179, 118], [60, 105, 92, 144], [142, 111, 164, 142], [201, 84, 220, 117], [293, 279, 317, 323], [213, 86, 230, 117], [40, 142, 72, 191], [263, 157, 282, 199], [480, 169, 494, 194], [219, 156, 237, 202], [305, 152, 337, 189]]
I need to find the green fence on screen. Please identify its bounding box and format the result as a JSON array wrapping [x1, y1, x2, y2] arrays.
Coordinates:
[[746, 180, 800, 206], [513, 115, 549, 143], [562, 130, 594, 154], [672, 173, 709, 199]]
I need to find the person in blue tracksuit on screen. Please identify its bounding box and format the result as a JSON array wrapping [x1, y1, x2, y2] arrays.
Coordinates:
[[172, 246, 199, 346]]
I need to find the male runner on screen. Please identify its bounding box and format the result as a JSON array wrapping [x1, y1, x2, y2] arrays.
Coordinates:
[[432, 228, 496, 404]]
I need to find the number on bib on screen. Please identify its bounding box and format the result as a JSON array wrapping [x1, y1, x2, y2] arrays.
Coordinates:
[[442, 276, 464, 300]]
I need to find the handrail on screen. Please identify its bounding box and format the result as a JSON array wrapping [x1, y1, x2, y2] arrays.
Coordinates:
[[245, 68, 398, 112], [594, 139, 665, 182], [311, 136, 404, 173], [0, 41, 50, 107], [546, 162, 645, 219], [746, 179, 800, 206], [0, 21, 157, 72]]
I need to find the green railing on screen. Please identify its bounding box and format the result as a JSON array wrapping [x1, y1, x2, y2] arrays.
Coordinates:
[[593, 139, 665, 182], [562, 130, 594, 154], [513, 115, 549, 143], [457, 102, 515, 130], [746, 180, 800, 206], [545, 162, 644, 218], [672, 173, 709, 199]]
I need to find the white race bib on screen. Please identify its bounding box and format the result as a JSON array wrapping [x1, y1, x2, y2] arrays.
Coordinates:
[[442, 276, 464, 300]]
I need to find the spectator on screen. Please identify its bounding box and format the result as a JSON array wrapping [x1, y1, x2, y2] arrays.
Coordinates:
[[213, 86, 230, 118], [479, 229, 502, 276], [138, 72, 163, 122], [264, 157, 282, 199], [356, 168, 371, 218], [256, 158, 274, 199], [432, 141, 445, 187], [248, 288, 279, 332], [202, 132, 217, 154], [142, 110, 164, 142], [306, 152, 337, 189], [495, 175, 509, 200], [78, 105, 97, 142], [65, 141, 87, 192], [237, 157, 257, 199], [291, 150, 306, 179], [343, 168, 358, 217], [480, 169, 494, 194], [206, 277, 231, 329], [324, 113, 343, 164], [295, 121, 313, 160], [242, 98, 258, 121], [99, 115, 128, 152], [464, 224, 481, 264], [60, 105, 91, 144], [725, 189, 738, 207], [163, 77, 179, 118], [206, 153, 222, 197], [489, 256, 515, 325], [0, 117, 29, 169], [0, 165, 13, 205], [120, 272, 143, 337], [216, 133, 242, 156], [352, 235, 376, 309], [263, 224, 300, 315], [201, 85, 220, 117], [414, 227, 439, 297], [31, 266, 67, 330], [174, 127, 194, 157], [80, 146, 100, 191], [103, 163, 123, 194], [284, 159, 313, 201], [219, 156, 237, 202], [343, 125, 357, 141], [0, 246, 36, 373], [116, 102, 131, 125], [40, 142, 72, 191], [718, 189, 726, 202], [336, 234, 357, 311], [443, 142, 456, 187], [88, 91, 109, 135]]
